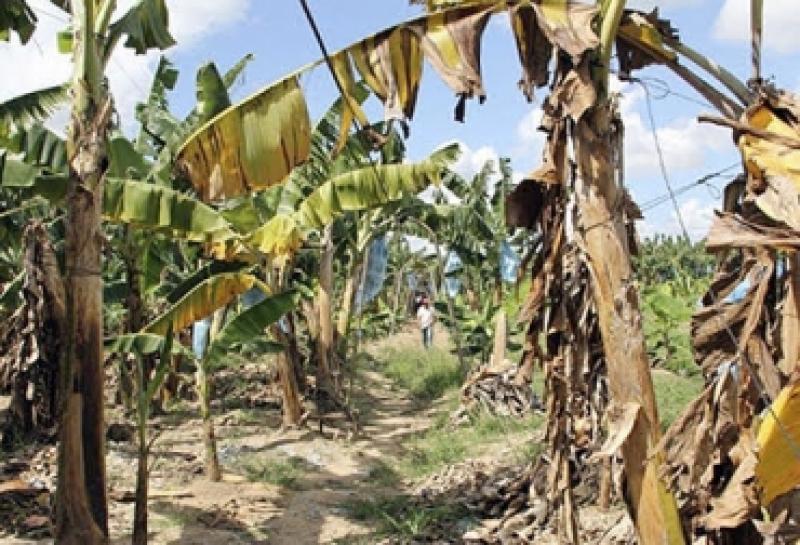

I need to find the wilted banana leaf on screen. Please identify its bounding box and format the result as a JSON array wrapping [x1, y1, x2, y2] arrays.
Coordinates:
[[144, 272, 264, 335], [105, 332, 193, 358], [177, 73, 312, 202], [407, 5, 493, 121], [349, 26, 423, 125], [205, 290, 300, 365]]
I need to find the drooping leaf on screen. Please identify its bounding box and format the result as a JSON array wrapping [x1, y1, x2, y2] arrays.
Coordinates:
[[0, 0, 36, 44], [105, 332, 192, 358], [295, 143, 459, 230], [0, 84, 69, 127], [177, 73, 312, 202], [407, 5, 493, 121], [103, 177, 237, 242], [205, 291, 300, 365], [2, 124, 67, 173], [144, 272, 262, 335], [166, 260, 249, 304], [108, 0, 176, 55], [349, 26, 423, 125]]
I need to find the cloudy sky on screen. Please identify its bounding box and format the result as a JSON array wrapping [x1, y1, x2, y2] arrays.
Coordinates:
[[2, 0, 798, 240]]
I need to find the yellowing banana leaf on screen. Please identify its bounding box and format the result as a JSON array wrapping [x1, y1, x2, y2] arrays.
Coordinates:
[[177, 74, 311, 202], [350, 27, 423, 125], [530, 1, 598, 59], [205, 290, 300, 366], [104, 177, 236, 243], [510, 3, 552, 102], [756, 379, 800, 505], [617, 12, 678, 71], [144, 272, 261, 335], [244, 214, 304, 263], [738, 103, 800, 229], [407, 5, 493, 121], [295, 148, 455, 231], [331, 51, 371, 154]]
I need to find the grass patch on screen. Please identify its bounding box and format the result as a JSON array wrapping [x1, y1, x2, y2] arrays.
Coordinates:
[[381, 346, 463, 401], [365, 460, 402, 487], [653, 369, 704, 430], [240, 455, 308, 488], [398, 411, 543, 479], [344, 495, 472, 541]]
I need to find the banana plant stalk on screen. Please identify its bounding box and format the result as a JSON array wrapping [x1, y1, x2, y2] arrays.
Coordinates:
[[131, 328, 175, 545], [197, 307, 226, 481]]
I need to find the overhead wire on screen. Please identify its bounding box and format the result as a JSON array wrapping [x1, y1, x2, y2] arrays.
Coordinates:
[[633, 77, 691, 240]]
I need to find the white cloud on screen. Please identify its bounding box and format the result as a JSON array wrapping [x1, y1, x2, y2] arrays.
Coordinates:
[[514, 107, 546, 157], [640, 197, 716, 241], [623, 111, 730, 176], [452, 142, 501, 181], [1, 0, 253, 133], [617, 84, 731, 177], [715, 0, 800, 53]]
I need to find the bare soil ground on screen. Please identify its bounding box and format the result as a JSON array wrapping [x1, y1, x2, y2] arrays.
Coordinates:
[[0, 327, 628, 544]]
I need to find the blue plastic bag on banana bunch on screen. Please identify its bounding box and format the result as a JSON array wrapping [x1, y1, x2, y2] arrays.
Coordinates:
[[355, 235, 389, 314], [444, 252, 462, 298], [500, 241, 520, 283]]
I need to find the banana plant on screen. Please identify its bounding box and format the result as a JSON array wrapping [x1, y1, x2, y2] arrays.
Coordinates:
[[0, 1, 177, 541]]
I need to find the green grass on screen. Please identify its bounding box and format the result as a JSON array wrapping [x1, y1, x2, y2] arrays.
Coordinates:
[[397, 411, 543, 479], [381, 346, 464, 401], [240, 455, 308, 488], [653, 369, 704, 431], [344, 495, 472, 541]]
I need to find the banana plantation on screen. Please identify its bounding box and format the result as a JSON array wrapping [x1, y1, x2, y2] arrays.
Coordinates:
[[1, 0, 799, 543]]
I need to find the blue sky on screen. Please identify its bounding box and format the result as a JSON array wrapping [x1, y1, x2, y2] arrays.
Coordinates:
[[3, 0, 800, 239]]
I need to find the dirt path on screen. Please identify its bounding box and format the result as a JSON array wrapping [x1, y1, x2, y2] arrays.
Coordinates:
[[2, 329, 453, 545]]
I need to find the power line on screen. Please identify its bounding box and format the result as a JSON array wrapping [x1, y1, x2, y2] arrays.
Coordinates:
[[638, 163, 739, 212], [634, 77, 691, 241]]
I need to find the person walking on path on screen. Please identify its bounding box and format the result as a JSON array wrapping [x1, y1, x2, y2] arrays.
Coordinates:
[[417, 297, 434, 349]]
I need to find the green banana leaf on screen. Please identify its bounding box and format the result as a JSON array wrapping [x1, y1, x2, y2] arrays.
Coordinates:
[[195, 62, 232, 124], [144, 272, 264, 335], [223, 53, 255, 89], [296, 143, 459, 230], [1, 124, 67, 173], [205, 290, 299, 366], [108, 0, 176, 55], [0, 84, 69, 128], [104, 177, 237, 243], [0, 0, 36, 43], [105, 332, 192, 358]]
